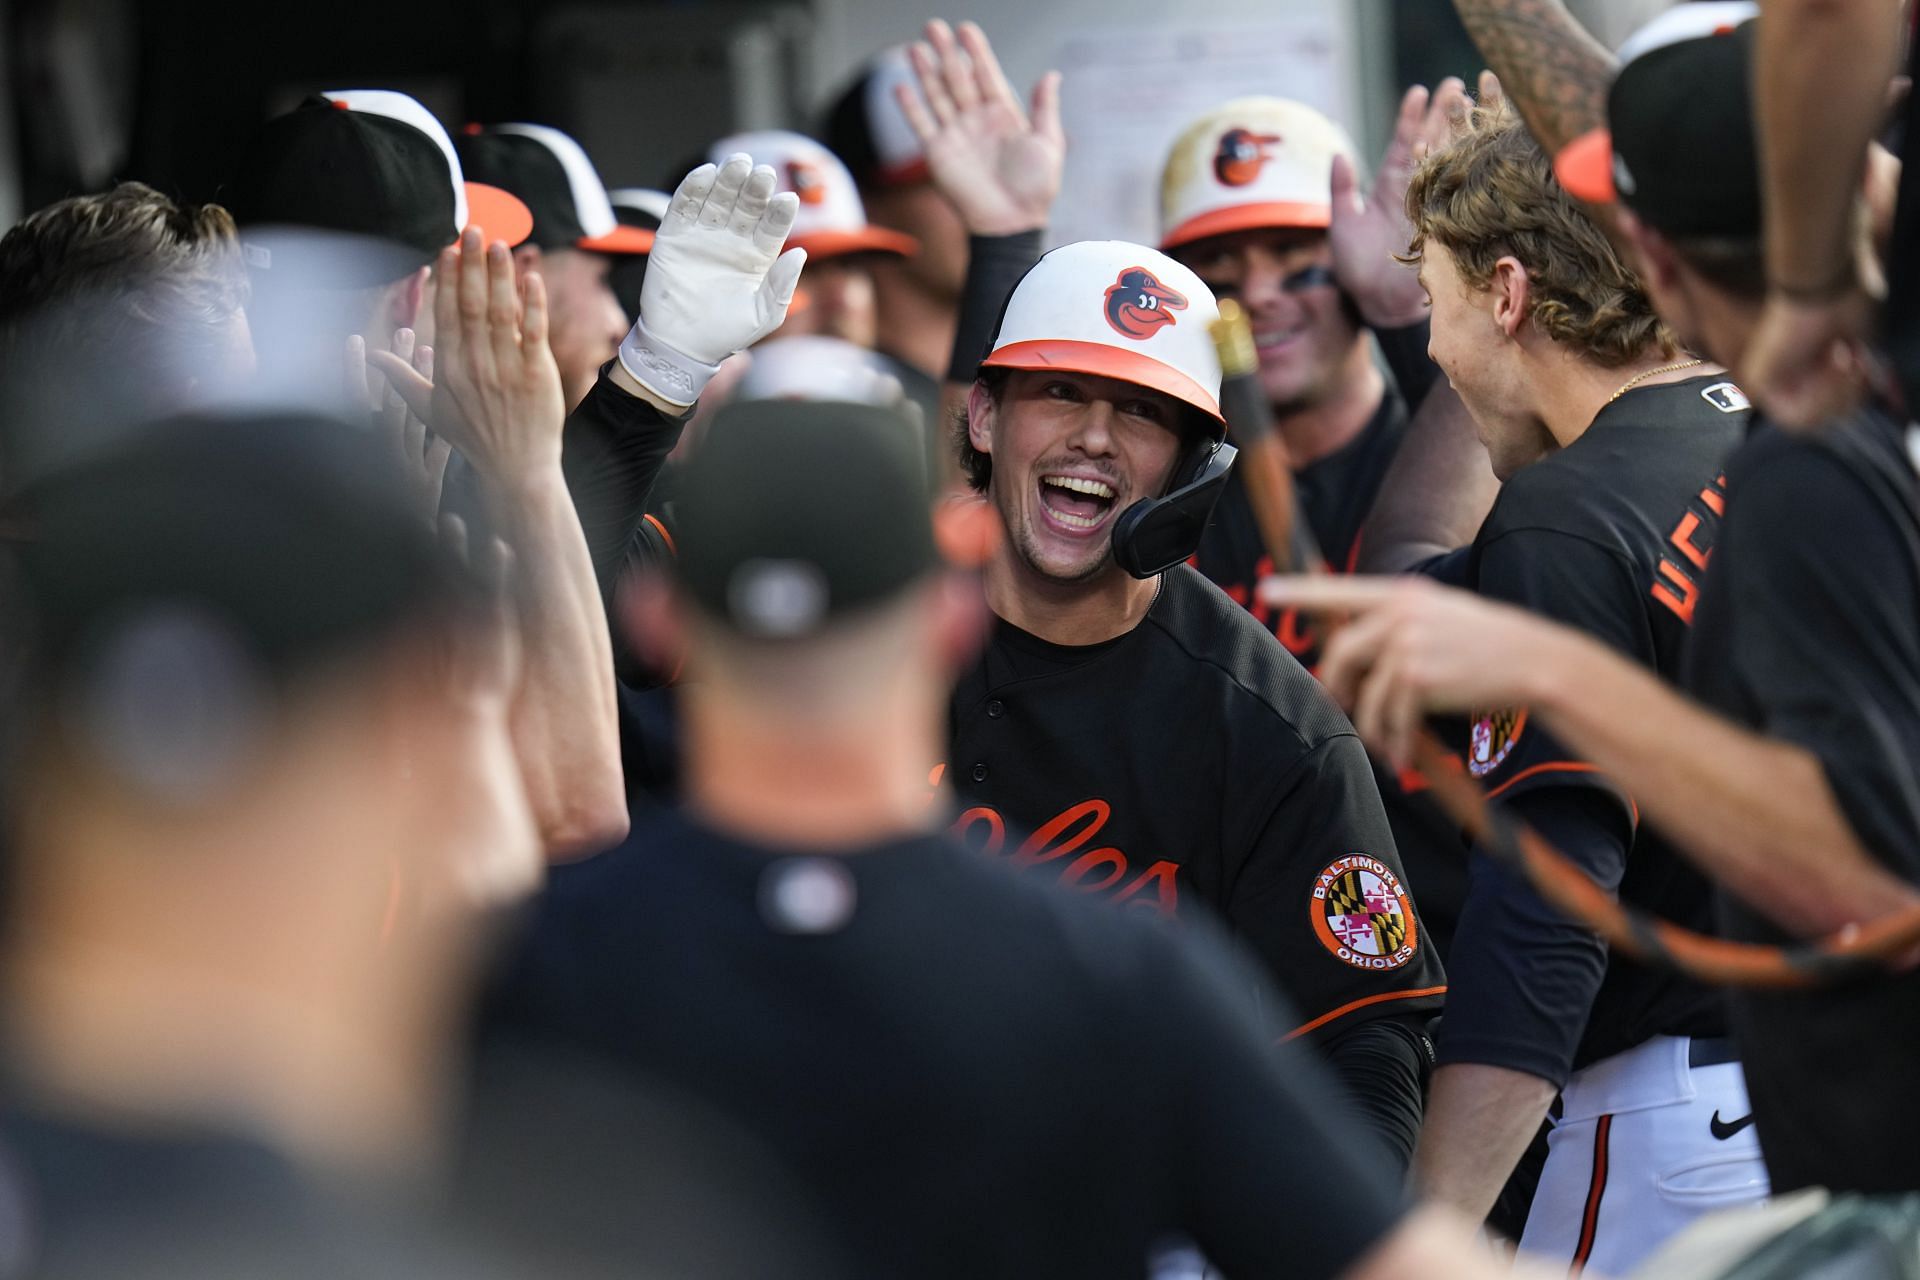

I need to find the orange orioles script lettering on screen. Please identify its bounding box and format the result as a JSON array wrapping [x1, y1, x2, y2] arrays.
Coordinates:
[[1652, 474, 1727, 625], [949, 798, 1181, 914], [1214, 127, 1283, 186], [1104, 267, 1188, 340]]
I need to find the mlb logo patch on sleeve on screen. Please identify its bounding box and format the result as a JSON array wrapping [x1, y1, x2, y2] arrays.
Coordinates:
[[1700, 382, 1750, 413]]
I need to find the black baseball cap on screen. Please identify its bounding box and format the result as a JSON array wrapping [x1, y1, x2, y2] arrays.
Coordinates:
[[456, 125, 654, 255], [225, 90, 532, 285], [3, 409, 467, 793], [673, 400, 939, 638], [1553, 2, 1761, 239], [819, 48, 929, 189]]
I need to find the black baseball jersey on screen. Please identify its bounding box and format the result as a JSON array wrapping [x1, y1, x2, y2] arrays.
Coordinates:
[[946, 564, 1447, 1045], [1682, 404, 1920, 1194], [1432, 374, 1748, 1083], [1192, 383, 1472, 959], [480, 806, 1408, 1279], [1195, 386, 1406, 654]]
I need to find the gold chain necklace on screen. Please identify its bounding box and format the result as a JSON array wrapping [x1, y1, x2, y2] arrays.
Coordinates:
[[1608, 357, 1704, 404]]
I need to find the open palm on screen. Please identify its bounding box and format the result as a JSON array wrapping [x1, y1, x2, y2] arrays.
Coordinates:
[[897, 19, 1063, 236]]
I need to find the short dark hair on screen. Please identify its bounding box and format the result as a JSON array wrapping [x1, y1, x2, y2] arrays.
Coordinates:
[[955, 367, 1010, 492]]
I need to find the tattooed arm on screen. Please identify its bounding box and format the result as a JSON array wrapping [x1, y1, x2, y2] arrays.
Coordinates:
[[1450, 1, 1615, 193]]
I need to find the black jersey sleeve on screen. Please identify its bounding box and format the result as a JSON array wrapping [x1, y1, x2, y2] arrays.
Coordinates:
[[1144, 921, 1407, 1279], [1372, 318, 1440, 412], [561, 363, 689, 602], [1463, 528, 1641, 818], [1434, 786, 1629, 1085], [1227, 735, 1447, 1045], [1718, 435, 1920, 880]]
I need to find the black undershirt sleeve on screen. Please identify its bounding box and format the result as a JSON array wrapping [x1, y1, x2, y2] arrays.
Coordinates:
[[559, 362, 689, 603], [1320, 1011, 1434, 1174], [1372, 317, 1440, 412], [946, 231, 1044, 385], [1435, 786, 1630, 1086]]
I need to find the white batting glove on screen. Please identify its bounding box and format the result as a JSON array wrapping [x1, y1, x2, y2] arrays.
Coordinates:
[[619, 153, 806, 407]]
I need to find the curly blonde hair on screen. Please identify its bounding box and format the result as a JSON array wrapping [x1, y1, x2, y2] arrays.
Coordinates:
[[1404, 107, 1671, 367]]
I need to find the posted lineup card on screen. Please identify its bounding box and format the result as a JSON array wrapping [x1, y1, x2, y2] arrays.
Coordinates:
[[1051, 11, 1357, 249]]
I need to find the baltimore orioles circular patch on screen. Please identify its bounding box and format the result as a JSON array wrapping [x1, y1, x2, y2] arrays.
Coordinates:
[[1311, 855, 1418, 971], [1467, 707, 1527, 779]]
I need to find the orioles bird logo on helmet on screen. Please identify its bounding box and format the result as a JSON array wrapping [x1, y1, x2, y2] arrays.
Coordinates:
[[1213, 128, 1283, 186], [1103, 266, 1188, 341], [786, 160, 828, 205]]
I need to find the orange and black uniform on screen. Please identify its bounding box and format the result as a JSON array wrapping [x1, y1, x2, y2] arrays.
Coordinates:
[[948, 564, 1446, 1168], [1192, 323, 1471, 959], [1419, 376, 1747, 1088]]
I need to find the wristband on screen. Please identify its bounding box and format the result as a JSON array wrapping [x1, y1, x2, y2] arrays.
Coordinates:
[[1770, 266, 1857, 304], [947, 230, 1044, 385], [618, 315, 723, 408]]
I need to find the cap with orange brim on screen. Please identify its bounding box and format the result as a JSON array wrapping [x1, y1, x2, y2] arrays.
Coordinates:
[[456, 123, 652, 255], [982, 240, 1225, 426], [708, 130, 919, 262], [1550, 2, 1760, 239]]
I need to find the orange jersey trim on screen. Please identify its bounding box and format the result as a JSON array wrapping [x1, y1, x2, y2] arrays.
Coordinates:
[[642, 512, 677, 557], [1283, 984, 1447, 1041], [1484, 760, 1640, 826]]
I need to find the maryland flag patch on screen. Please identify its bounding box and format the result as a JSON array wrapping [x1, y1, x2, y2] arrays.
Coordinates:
[[1311, 855, 1418, 971], [1468, 707, 1527, 779]]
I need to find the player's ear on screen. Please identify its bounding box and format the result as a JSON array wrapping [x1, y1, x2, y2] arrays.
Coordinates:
[[966, 378, 996, 459], [1490, 255, 1530, 339], [389, 266, 430, 330], [1616, 209, 1677, 291]]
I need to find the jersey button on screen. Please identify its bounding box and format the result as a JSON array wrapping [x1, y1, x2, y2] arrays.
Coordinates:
[[986, 699, 1005, 719], [970, 762, 989, 783]]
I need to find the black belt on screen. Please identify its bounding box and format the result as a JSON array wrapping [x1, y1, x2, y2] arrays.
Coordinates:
[[1688, 1036, 1740, 1069]]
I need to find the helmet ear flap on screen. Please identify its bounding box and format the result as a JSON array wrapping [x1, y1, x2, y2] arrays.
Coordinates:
[[1110, 439, 1238, 578]]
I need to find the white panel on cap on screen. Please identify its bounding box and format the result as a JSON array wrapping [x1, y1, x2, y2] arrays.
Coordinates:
[[492, 123, 619, 239], [863, 47, 926, 174], [1616, 1, 1758, 64], [992, 240, 1222, 408], [736, 336, 893, 404], [324, 89, 467, 231], [709, 130, 867, 237], [606, 187, 671, 223]]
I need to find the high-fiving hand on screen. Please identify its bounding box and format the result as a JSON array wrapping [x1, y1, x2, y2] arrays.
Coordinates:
[[896, 19, 1064, 236], [370, 228, 566, 489], [1328, 74, 1478, 329], [619, 154, 805, 407]]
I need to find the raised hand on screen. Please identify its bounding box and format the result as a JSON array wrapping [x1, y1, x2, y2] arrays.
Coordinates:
[[351, 328, 450, 519], [1742, 289, 1873, 431], [369, 229, 566, 489], [1329, 76, 1472, 329], [896, 19, 1064, 236], [621, 155, 805, 406]]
